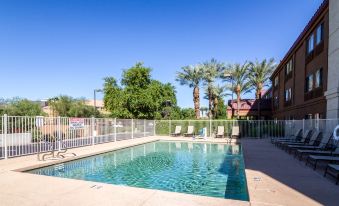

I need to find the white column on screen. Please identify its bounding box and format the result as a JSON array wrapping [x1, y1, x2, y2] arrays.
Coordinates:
[[91, 117, 95, 145], [57, 116, 61, 151], [114, 118, 117, 141], [326, 0, 339, 119], [131, 119, 134, 139], [4, 114, 8, 159]]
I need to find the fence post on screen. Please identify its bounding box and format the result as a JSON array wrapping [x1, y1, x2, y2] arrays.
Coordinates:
[[4, 114, 8, 159], [144, 119, 146, 137], [114, 118, 117, 142], [57, 116, 61, 151], [131, 119, 134, 139], [302, 119, 305, 137], [91, 117, 95, 145], [209, 118, 212, 138], [153, 120, 156, 136]]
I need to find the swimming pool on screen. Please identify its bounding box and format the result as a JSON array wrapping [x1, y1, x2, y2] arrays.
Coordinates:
[[27, 141, 249, 201]]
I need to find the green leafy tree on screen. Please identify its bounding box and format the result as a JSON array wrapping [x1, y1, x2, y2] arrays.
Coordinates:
[[1, 98, 45, 116], [223, 62, 252, 119], [103, 77, 131, 118], [216, 97, 227, 119], [48, 96, 73, 117], [49, 95, 100, 117], [68, 101, 100, 117], [179, 108, 196, 119], [176, 65, 203, 119], [201, 58, 224, 118], [211, 85, 229, 119], [104, 63, 177, 119]]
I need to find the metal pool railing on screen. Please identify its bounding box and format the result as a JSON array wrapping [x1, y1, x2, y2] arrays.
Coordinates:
[[0, 115, 156, 159], [155, 119, 339, 139], [1, 115, 338, 160]]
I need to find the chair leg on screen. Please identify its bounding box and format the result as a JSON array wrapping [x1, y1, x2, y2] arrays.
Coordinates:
[[314, 160, 317, 170]]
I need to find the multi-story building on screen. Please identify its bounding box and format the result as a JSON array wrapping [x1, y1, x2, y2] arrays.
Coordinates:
[[271, 0, 339, 120]]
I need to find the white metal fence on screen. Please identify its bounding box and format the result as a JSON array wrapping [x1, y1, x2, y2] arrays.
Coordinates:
[[154, 119, 339, 139], [1, 115, 338, 160], [0, 115, 155, 159]]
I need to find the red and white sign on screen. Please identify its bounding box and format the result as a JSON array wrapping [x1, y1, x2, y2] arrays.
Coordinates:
[[69, 118, 85, 130]]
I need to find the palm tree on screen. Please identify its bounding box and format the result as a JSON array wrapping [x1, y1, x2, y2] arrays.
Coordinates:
[[211, 85, 229, 119], [249, 58, 276, 119], [249, 58, 276, 99], [201, 58, 224, 118], [223, 62, 252, 119], [176, 65, 203, 119]]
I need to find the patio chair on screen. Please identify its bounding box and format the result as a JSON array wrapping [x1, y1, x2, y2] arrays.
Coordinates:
[[324, 164, 339, 185], [277, 129, 312, 149], [184, 126, 195, 137], [295, 147, 339, 161], [294, 133, 333, 160], [274, 129, 303, 146], [195, 127, 207, 139], [216, 126, 225, 138], [306, 154, 339, 170], [271, 128, 302, 143], [285, 131, 321, 154], [231, 126, 240, 139], [171, 126, 182, 136]]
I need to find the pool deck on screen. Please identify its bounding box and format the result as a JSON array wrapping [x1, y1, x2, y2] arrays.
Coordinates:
[[0, 136, 338, 206]]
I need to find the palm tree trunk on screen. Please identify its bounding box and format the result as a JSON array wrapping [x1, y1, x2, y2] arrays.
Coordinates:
[[257, 88, 261, 120], [208, 87, 213, 118], [213, 97, 218, 119], [237, 93, 240, 119], [193, 86, 200, 119]]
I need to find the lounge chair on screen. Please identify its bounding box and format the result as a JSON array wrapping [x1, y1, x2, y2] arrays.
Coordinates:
[[274, 129, 303, 147], [171, 126, 182, 136], [296, 147, 339, 161], [294, 133, 333, 160], [184, 126, 195, 137], [271, 128, 302, 143], [194, 127, 207, 139], [324, 164, 339, 185], [231, 126, 240, 139], [216, 126, 225, 138], [306, 155, 339, 170], [285, 131, 321, 154], [278, 130, 312, 149]]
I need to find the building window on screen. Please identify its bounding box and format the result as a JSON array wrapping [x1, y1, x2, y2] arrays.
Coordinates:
[[305, 74, 314, 92], [307, 34, 314, 54], [316, 23, 324, 45], [315, 68, 323, 88], [285, 59, 293, 79], [274, 76, 279, 87], [285, 88, 292, 102]]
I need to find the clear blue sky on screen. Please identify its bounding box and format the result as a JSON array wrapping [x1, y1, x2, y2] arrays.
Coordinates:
[[0, 0, 324, 108]]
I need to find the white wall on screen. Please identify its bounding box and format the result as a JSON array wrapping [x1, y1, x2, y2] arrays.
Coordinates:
[[326, 0, 339, 118], [0, 133, 32, 146]]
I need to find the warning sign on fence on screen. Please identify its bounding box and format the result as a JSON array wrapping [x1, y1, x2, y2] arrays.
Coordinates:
[[69, 118, 85, 130]]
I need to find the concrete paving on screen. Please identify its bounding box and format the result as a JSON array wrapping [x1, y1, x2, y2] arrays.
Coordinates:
[[242, 138, 339, 206], [0, 136, 338, 206]]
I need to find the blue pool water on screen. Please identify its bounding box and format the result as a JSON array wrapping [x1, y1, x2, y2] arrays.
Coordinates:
[[27, 141, 249, 201]]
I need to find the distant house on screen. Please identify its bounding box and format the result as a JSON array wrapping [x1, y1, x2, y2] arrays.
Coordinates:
[[227, 91, 272, 120], [37, 99, 108, 117]]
